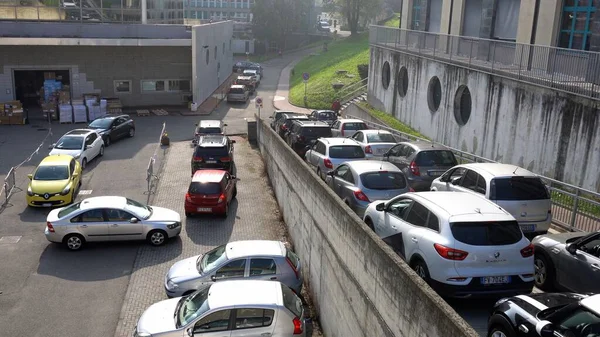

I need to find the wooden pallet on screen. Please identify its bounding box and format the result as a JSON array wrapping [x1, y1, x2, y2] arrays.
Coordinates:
[[152, 109, 169, 116], [108, 108, 122, 114], [136, 109, 150, 116]]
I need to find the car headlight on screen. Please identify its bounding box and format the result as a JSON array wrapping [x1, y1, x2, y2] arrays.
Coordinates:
[[60, 184, 72, 196], [167, 222, 180, 230], [166, 279, 178, 291], [27, 185, 34, 196]]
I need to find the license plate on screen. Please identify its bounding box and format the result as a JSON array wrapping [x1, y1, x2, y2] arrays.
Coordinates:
[[428, 171, 443, 177], [197, 207, 212, 212], [481, 276, 511, 285], [205, 160, 217, 164], [520, 224, 536, 232], [42, 203, 52, 207]]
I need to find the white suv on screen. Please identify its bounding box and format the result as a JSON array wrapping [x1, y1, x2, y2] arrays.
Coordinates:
[[304, 137, 365, 180], [430, 163, 552, 239], [363, 191, 534, 298]]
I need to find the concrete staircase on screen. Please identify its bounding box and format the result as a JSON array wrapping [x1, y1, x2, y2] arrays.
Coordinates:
[[341, 92, 367, 112]]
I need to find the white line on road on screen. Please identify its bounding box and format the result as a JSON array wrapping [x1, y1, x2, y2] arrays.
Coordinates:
[[0, 236, 22, 243]]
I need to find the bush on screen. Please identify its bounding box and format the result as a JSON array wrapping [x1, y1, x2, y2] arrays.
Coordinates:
[[357, 64, 369, 80]]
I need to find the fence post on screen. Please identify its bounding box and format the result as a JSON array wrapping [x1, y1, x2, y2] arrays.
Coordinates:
[[550, 49, 558, 87], [518, 44, 524, 80], [469, 39, 474, 67], [491, 41, 497, 72], [569, 189, 580, 231]]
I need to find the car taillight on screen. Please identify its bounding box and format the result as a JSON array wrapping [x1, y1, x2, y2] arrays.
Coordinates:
[[286, 257, 299, 279], [323, 158, 333, 169], [47, 222, 55, 233], [409, 187, 415, 192], [353, 190, 370, 202], [340, 129, 345, 137], [364, 145, 372, 154], [220, 157, 231, 162], [193, 156, 203, 162], [185, 193, 192, 202], [293, 317, 303, 335], [281, 125, 288, 130], [217, 193, 226, 203], [299, 135, 305, 142], [434, 243, 468, 260], [520, 244, 534, 258], [410, 161, 420, 176]]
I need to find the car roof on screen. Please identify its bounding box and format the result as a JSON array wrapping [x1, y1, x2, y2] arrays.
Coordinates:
[[65, 129, 95, 136], [319, 138, 360, 146], [406, 192, 513, 220], [79, 196, 127, 210], [192, 170, 227, 183], [225, 240, 285, 259], [361, 129, 393, 135], [198, 120, 222, 127], [345, 160, 401, 174], [400, 141, 450, 151], [338, 119, 366, 123], [40, 154, 73, 165], [230, 84, 245, 89], [208, 280, 282, 309], [458, 163, 538, 179], [313, 110, 335, 113], [283, 113, 308, 118], [198, 135, 228, 146], [243, 69, 257, 72], [580, 294, 600, 316], [294, 120, 330, 127], [94, 114, 128, 120]]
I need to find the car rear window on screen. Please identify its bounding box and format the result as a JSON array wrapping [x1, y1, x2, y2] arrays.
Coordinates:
[[360, 172, 407, 190], [286, 249, 300, 270], [280, 284, 303, 318], [366, 133, 396, 143], [450, 221, 523, 246], [300, 127, 332, 138], [189, 182, 222, 195], [328, 145, 364, 159], [491, 177, 549, 201], [197, 127, 222, 134], [415, 150, 457, 166], [194, 146, 228, 157], [317, 112, 336, 119], [342, 122, 367, 130], [230, 88, 244, 94], [58, 201, 81, 218]]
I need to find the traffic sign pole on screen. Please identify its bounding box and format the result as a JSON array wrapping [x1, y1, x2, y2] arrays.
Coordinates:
[[302, 73, 310, 107], [256, 97, 263, 144]]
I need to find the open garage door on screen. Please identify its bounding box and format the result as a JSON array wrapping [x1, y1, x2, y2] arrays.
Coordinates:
[[13, 69, 70, 122]]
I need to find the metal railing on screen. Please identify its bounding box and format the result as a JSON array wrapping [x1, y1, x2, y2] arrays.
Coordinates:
[[369, 26, 600, 101], [146, 122, 166, 196], [338, 78, 368, 105], [347, 113, 600, 233]]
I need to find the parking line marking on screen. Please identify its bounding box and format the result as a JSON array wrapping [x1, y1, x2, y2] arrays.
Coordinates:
[[78, 190, 93, 195], [0, 236, 22, 244]]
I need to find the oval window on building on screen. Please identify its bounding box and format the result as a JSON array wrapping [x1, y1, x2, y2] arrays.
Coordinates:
[[382, 61, 391, 90], [397, 66, 408, 97], [454, 85, 472, 126], [427, 76, 442, 112]]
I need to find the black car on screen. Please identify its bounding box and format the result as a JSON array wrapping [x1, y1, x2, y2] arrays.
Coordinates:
[[308, 110, 338, 126], [487, 292, 600, 337], [232, 61, 262, 75], [286, 120, 332, 157], [191, 135, 236, 175], [269, 111, 301, 130], [87, 114, 135, 146], [275, 113, 310, 138]]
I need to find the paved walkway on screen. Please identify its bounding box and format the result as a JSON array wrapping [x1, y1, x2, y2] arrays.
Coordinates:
[[272, 49, 322, 114]]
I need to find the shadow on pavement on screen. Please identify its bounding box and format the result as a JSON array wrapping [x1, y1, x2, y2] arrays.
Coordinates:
[[184, 199, 239, 246]]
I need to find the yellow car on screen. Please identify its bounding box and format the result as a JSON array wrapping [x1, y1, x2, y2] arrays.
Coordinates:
[[26, 154, 82, 207]]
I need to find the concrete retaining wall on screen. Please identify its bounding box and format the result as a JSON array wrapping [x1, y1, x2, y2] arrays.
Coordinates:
[[256, 119, 477, 337]]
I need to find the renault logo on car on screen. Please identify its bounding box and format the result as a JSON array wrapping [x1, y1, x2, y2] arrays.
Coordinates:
[[43, 193, 50, 200], [494, 252, 500, 258]]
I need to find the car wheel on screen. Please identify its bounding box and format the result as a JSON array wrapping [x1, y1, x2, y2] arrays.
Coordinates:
[[128, 128, 135, 138], [147, 229, 167, 246], [411, 259, 431, 284], [487, 316, 516, 337], [534, 254, 555, 291], [104, 136, 111, 147], [364, 218, 374, 231], [316, 167, 323, 180], [185, 212, 192, 217], [99, 145, 104, 157], [81, 158, 87, 170], [64, 234, 85, 251], [222, 203, 229, 218], [232, 186, 237, 199]]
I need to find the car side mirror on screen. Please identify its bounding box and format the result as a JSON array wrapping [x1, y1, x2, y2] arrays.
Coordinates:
[[72, 172, 79, 178], [186, 328, 194, 337], [450, 177, 461, 185], [327, 171, 335, 176], [223, 123, 228, 126], [111, 126, 116, 130], [537, 322, 556, 337], [48, 143, 55, 149], [305, 146, 311, 150], [566, 243, 578, 255], [231, 140, 236, 144], [375, 203, 385, 212], [130, 217, 138, 223], [210, 275, 217, 281], [86, 145, 93, 149], [268, 116, 274, 118], [27, 174, 33, 180]]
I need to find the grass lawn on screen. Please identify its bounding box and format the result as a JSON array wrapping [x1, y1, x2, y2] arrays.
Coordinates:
[[384, 13, 401, 27], [357, 102, 428, 140], [289, 34, 370, 109]]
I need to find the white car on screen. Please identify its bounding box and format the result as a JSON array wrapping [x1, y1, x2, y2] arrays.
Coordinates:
[[430, 163, 552, 239], [348, 129, 398, 159], [49, 129, 104, 169], [135, 280, 306, 337], [363, 191, 535, 298], [330, 119, 368, 138], [242, 69, 261, 84]]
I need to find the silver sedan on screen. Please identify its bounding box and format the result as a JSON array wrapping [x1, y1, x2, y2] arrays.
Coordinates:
[[45, 196, 182, 251]]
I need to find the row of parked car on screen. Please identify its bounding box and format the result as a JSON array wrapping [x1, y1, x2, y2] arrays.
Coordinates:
[[270, 109, 600, 337]]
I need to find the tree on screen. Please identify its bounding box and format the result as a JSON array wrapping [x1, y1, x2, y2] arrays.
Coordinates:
[[326, 0, 383, 36], [252, 0, 312, 51]]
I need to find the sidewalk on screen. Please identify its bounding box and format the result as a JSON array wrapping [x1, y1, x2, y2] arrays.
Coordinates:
[[271, 50, 320, 114]]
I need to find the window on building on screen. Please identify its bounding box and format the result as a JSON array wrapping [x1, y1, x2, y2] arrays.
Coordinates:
[[168, 80, 191, 92], [559, 0, 597, 50], [114, 80, 131, 94], [427, 0, 443, 32], [462, 0, 483, 37], [141, 80, 165, 92], [142, 80, 190, 92], [411, 1, 422, 29], [494, 0, 521, 40]]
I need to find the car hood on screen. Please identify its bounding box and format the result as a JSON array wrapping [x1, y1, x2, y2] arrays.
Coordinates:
[[136, 297, 180, 335], [533, 232, 588, 246], [148, 206, 181, 223], [512, 293, 587, 317], [49, 148, 82, 157], [30, 179, 70, 194], [168, 255, 202, 282]]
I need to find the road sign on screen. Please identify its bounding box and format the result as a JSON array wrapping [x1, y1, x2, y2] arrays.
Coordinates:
[[255, 97, 263, 108], [302, 72, 310, 82]]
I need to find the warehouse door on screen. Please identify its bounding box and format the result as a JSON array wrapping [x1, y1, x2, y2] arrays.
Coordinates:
[[13, 70, 70, 122]]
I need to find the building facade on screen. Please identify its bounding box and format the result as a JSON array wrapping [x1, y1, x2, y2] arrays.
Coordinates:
[[401, 0, 600, 51], [185, 0, 253, 22]]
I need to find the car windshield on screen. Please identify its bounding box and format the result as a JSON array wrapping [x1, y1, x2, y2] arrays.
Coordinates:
[[415, 150, 457, 166], [243, 70, 256, 75], [328, 146, 365, 159], [34, 165, 69, 180], [198, 127, 222, 134], [491, 177, 549, 201], [194, 146, 228, 157], [197, 244, 227, 273], [58, 201, 81, 218], [281, 283, 303, 318], [189, 182, 222, 195], [366, 133, 396, 143], [300, 127, 332, 138], [54, 136, 83, 150], [124, 198, 152, 219], [316, 111, 336, 119], [360, 172, 407, 190], [176, 285, 211, 328], [88, 119, 113, 129], [450, 221, 523, 246], [230, 88, 244, 94]]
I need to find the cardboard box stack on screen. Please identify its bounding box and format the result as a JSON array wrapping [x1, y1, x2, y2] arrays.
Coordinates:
[[0, 101, 25, 125]]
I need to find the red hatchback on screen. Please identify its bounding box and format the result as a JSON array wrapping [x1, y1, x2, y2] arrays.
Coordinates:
[[185, 170, 237, 217]]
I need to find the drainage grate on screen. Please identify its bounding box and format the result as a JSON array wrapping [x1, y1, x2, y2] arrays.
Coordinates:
[[0, 236, 22, 244]]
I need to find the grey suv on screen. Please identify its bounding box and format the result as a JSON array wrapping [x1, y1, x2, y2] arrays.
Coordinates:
[[383, 141, 458, 191], [304, 137, 365, 180]]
